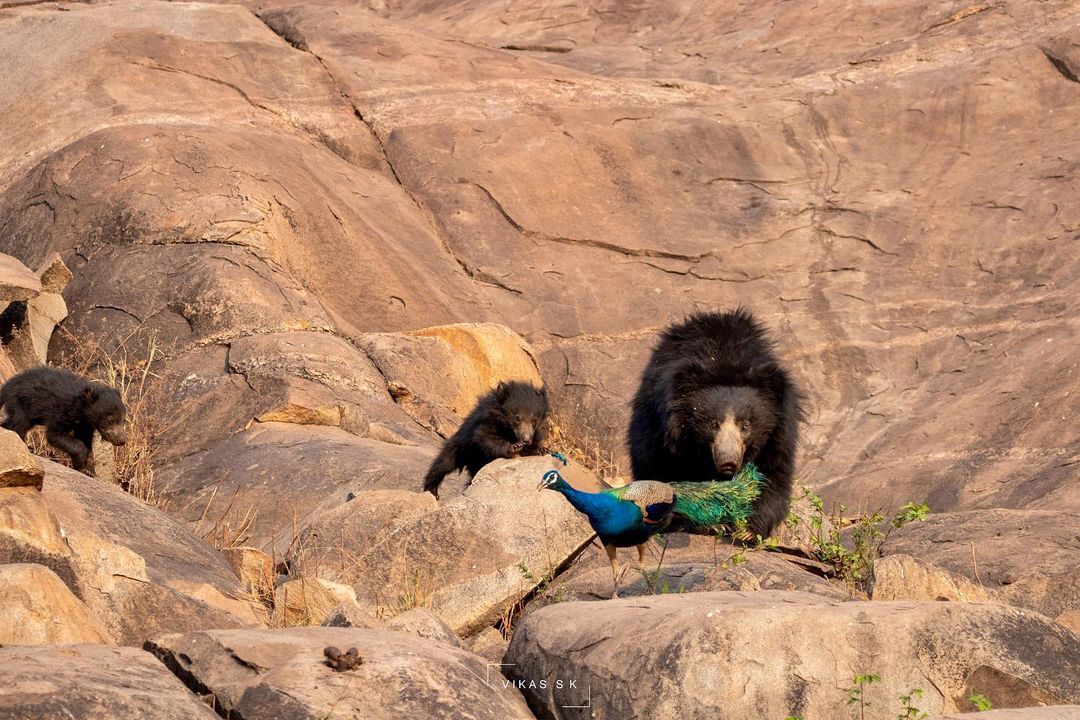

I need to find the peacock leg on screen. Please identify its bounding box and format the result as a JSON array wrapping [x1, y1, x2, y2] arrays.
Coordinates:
[[605, 544, 622, 599], [636, 543, 648, 569]]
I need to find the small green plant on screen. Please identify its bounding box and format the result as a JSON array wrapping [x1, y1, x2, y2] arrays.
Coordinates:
[[846, 674, 881, 720], [799, 491, 930, 591], [968, 693, 993, 711], [898, 688, 928, 719], [893, 502, 930, 527]]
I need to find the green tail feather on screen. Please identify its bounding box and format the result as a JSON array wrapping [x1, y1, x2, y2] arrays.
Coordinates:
[[669, 462, 765, 529]]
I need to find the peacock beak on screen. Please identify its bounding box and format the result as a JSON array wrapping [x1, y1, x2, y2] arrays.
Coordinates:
[[538, 470, 561, 490]]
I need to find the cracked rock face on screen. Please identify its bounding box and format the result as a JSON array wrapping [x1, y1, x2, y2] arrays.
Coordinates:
[[1, 0, 1077, 541], [0, 644, 220, 719], [148, 626, 535, 720], [0, 0, 1078, 716], [507, 591, 1080, 720]]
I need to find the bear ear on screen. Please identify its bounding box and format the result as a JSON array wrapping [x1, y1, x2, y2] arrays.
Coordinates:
[[82, 386, 98, 403]]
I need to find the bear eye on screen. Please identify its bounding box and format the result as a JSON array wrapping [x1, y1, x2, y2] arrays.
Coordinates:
[[740, 421, 751, 433]]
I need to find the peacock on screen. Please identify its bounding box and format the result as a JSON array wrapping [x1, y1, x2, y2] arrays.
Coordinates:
[[539, 462, 764, 597]]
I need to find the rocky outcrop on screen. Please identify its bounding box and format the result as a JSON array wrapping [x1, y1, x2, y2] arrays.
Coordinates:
[[873, 553, 995, 604], [0, 252, 71, 369], [507, 591, 1080, 719], [0, 644, 220, 719], [0, 460, 265, 644], [294, 456, 598, 636], [936, 709, 1080, 720], [0, 0, 1078, 714], [0, 563, 112, 645], [883, 510, 1080, 633], [148, 626, 536, 720], [0, 429, 44, 490]]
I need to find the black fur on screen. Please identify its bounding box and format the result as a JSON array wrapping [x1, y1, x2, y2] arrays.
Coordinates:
[[0, 366, 128, 470], [628, 308, 803, 537], [423, 381, 550, 497]]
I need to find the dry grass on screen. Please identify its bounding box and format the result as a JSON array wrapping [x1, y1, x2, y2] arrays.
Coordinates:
[[32, 327, 178, 507], [189, 483, 259, 550], [547, 414, 624, 484]]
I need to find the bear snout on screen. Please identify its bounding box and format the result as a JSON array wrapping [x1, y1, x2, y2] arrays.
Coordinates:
[[712, 422, 745, 478], [515, 422, 535, 447], [102, 425, 128, 446]]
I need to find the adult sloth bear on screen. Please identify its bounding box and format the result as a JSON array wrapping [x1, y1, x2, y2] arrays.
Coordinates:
[[628, 308, 802, 538]]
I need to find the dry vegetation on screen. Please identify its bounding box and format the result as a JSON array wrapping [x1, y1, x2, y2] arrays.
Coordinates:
[[30, 327, 176, 506]]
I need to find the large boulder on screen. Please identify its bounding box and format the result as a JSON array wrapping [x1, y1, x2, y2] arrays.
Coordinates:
[[0, 644, 219, 719], [259, 0, 1080, 520], [0, 429, 44, 490], [0, 461, 266, 644], [0, 563, 112, 645], [936, 709, 1080, 720], [543, 532, 850, 602], [148, 626, 535, 720], [882, 509, 1080, 632], [507, 591, 1080, 719], [358, 322, 543, 434], [299, 456, 598, 636]]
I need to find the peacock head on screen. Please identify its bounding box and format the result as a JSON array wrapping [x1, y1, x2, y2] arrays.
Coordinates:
[[538, 469, 565, 491]]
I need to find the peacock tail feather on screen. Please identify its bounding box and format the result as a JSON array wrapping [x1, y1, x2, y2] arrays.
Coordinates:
[[668, 462, 765, 528]]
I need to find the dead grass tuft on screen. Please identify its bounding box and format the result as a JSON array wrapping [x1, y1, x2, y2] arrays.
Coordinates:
[[34, 327, 179, 507]]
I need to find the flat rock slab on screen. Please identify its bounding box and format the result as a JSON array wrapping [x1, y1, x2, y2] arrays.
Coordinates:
[[0, 563, 112, 644], [937, 709, 1080, 720], [0, 461, 266, 644], [542, 532, 851, 602], [0, 644, 218, 719], [506, 591, 1080, 720], [0, 429, 45, 489], [883, 509, 1080, 631], [335, 456, 598, 636], [148, 626, 535, 720], [0, 252, 41, 302]]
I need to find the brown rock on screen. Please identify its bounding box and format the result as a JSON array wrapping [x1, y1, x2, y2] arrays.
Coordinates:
[[4, 461, 268, 644], [936, 708, 1080, 720], [36, 253, 73, 294], [544, 533, 851, 602], [508, 591, 1080, 719], [386, 608, 462, 648], [320, 602, 383, 629], [222, 546, 274, 600], [358, 322, 542, 435], [1, 292, 67, 367], [148, 626, 535, 720], [0, 347, 17, 383], [0, 644, 219, 719], [883, 509, 1080, 630], [0, 429, 44, 489], [159, 423, 435, 550], [289, 488, 436, 579], [273, 577, 362, 628], [0, 253, 40, 303], [0, 563, 112, 645], [327, 456, 598, 636], [873, 553, 996, 603]]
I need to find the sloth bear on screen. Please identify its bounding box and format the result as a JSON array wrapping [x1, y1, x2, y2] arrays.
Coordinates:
[[0, 366, 128, 471], [628, 308, 802, 538], [423, 381, 550, 497]]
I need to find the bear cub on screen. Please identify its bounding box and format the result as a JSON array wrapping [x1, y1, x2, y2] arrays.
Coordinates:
[[0, 366, 128, 471], [628, 308, 802, 538], [423, 381, 550, 497]]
